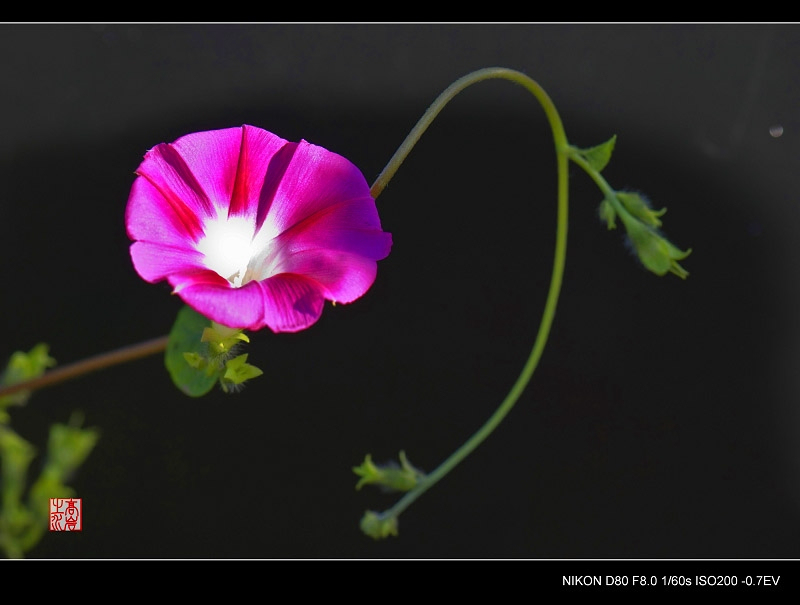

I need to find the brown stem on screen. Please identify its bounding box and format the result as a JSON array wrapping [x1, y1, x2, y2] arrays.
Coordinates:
[[0, 336, 169, 400]]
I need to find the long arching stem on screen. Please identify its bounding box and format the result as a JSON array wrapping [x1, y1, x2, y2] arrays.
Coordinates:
[[366, 67, 570, 527]]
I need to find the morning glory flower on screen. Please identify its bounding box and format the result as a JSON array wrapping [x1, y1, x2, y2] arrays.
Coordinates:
[[126, 125, 392, 332]]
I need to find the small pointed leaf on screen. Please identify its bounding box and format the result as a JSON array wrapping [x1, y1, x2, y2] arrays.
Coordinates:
[[577, 135, 617, 173]]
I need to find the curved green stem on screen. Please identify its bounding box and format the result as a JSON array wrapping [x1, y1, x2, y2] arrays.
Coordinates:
[[367, 67, 571, 528], [566, 147, 621, 210]]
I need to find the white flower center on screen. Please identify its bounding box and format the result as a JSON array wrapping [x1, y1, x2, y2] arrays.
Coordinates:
[[196, 213, 260, 288]]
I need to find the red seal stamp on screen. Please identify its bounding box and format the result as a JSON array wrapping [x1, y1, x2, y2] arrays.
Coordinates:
[[49, 498, 82, 531]]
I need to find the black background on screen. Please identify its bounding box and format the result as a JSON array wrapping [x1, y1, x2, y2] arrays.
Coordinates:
[[1, 23, 798, 561]]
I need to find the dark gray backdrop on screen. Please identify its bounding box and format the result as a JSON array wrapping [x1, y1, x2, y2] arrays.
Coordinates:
[[0, 23, 798, 559]]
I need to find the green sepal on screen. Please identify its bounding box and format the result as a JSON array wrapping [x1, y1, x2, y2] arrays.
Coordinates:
[[220, 354, 263, 393], [166, 305, 262, 396], [574, 135, 616, 173], [165, 306, 220, 397], [202, 323, 250, 357]]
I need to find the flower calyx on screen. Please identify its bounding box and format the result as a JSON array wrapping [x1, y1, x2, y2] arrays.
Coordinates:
[[359, 510, 399, 540], [166, 306, 263, 397], [598, 191, 691, 279], [353, 451, 425, 493]]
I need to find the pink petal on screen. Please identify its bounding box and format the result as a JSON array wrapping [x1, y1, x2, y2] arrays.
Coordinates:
[[170, 125, 288, 218], [273, 249, 379, 304], [258, 273, 326, 332], [174, 272, 326, 332], [275, 198, 393, 261], [171, 276, 267, 330], [129, 241, 205, 283], [257, 140, 374, 236], [136, 141, 224, 241], [262, 198, 392, 303], [125, 176, 202, 247]]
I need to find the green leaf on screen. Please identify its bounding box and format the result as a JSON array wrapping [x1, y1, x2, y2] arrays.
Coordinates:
[[353, 451, 424, 492], [0, 426, 36, 511], [0, 344, 56, 409], [45, 417, 100, 478], [577, 135, 616, 173], [165, 306, 219, 397]]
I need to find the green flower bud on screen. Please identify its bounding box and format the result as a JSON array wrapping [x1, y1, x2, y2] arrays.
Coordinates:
[[616, 191, 666, 228], [220, 354, 263, 392], [353, 451, 424, 492], [619, 212, 691, 278], [360, 510, 399, 540], [598, 199, 617, 230], [167, 306, 262, 397]]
